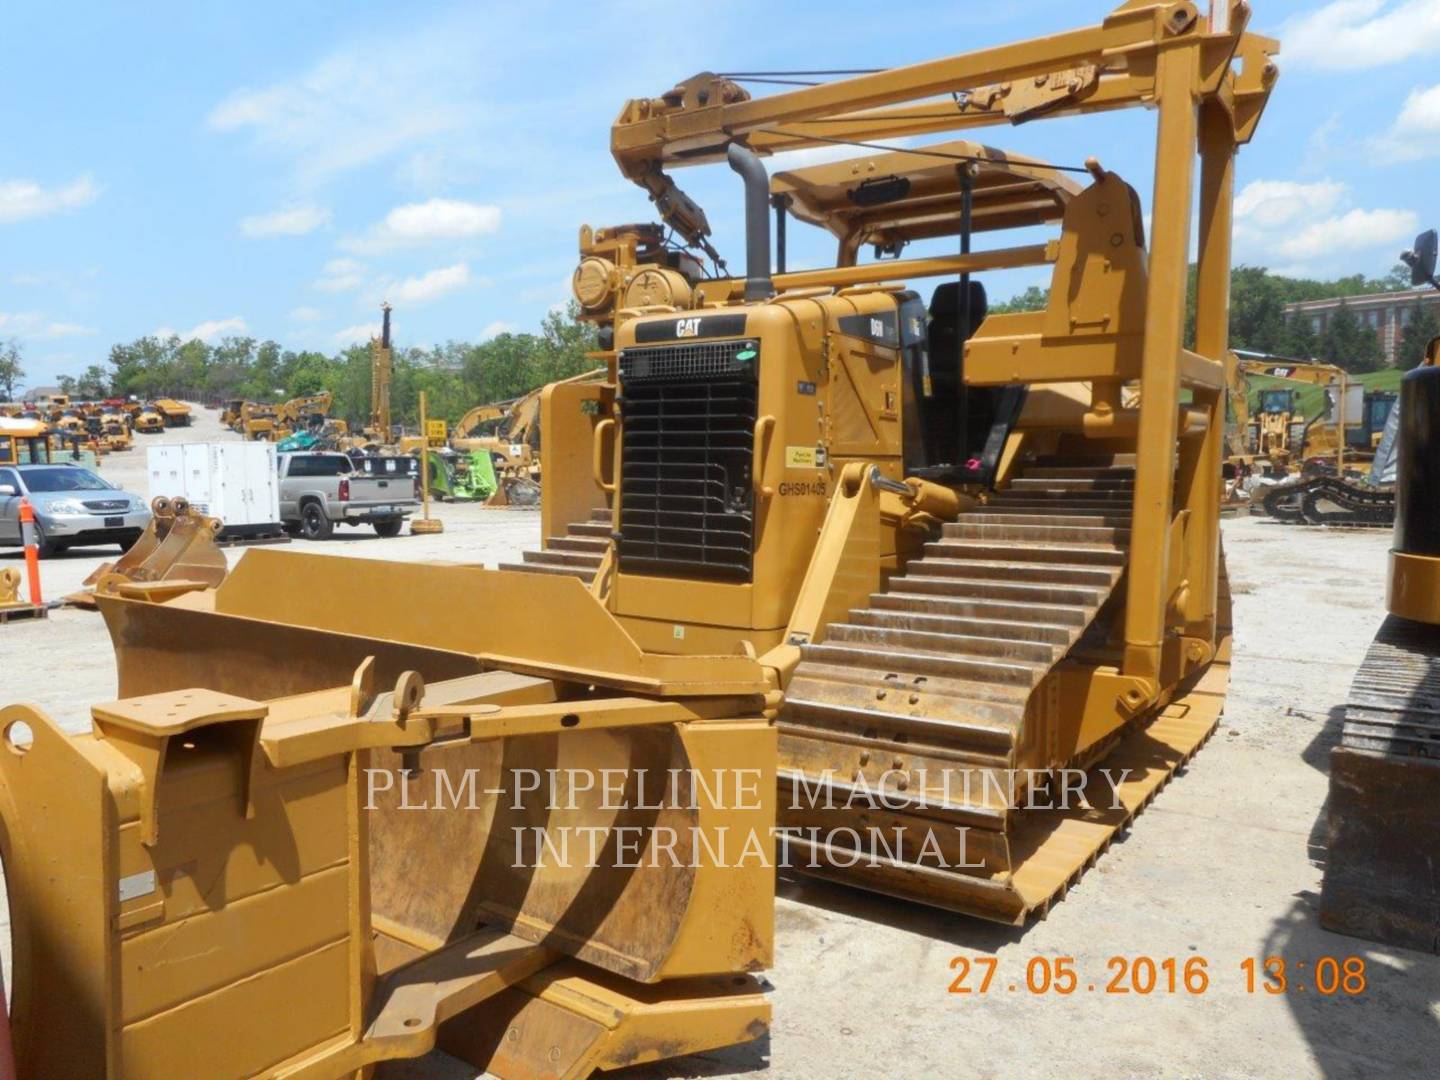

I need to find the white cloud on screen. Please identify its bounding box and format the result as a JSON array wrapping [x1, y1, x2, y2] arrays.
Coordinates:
[[1275, 208, 1419, 263], [341, 198, 501, 253], [1285, 1, 1440, 70], [1395, 83, 1440, 133], [1372, 83, 1440, 160], [154, 317, 248, 343], [240, 204, 331, 238], [481, 320, 517, 340], [205, 26, 477, 187], [0, 175, 100, 224], [314, 257, 367, 293], [332, 322, 380, 345], [390, 262, 471, 305], [288, 305, 325, 322], [1233, 178, 1418, 274], [0, 312, 96, 339], [1233, 180, 1346, 230]]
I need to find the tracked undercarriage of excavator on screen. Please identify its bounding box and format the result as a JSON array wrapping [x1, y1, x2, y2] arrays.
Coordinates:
[[0, 4, 1276, 1078]]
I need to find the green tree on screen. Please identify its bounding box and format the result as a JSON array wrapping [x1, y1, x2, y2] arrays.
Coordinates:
[[1227, 266, 1289, 353], [1399, 305, 1440, 369], [1282, 313, 1319, 360], [75, 364, 111, 398], [0, 339, 25, 401], [990, 285, 1049, 314], [1318, 301, 1385, 373]]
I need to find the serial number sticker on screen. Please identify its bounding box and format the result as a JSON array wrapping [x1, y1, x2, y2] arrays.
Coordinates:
[[778, 480, 828, 497], [118, 869, 157, 903], [785, 446, 819, 468]]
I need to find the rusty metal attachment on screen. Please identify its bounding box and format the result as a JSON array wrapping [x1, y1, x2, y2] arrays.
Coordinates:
[[66, 496, 228, 608]]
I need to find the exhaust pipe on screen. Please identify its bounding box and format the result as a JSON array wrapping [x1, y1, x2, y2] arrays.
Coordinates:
[[726, 143, 774, 302]]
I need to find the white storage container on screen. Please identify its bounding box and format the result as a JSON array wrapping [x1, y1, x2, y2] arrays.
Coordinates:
[[147, 442, 281, 536]]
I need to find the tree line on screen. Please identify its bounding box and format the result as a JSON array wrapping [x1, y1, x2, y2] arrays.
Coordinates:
[[16, 304, 599, 429], [10, 264, 1438, 421], [992, 264, 1440, 371]]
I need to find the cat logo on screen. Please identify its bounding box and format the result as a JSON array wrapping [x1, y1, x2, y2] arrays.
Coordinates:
[[676, 317, 702, 338]]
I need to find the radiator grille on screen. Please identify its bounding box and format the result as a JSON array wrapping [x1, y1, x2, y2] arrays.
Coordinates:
[[619, 339, 757, 384], [617, 340, 759, 581]]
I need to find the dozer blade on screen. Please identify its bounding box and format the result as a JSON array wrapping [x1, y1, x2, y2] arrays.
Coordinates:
[[777, 464, 1229, 923], [1321, 615, 1440, 952]]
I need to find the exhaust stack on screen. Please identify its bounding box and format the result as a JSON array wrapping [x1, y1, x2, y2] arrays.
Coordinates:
[[726, 143, 774, 302]]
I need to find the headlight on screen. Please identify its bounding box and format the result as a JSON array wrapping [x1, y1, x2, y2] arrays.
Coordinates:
[[132, 500, 150, 513], [46, 498, 90, 515]]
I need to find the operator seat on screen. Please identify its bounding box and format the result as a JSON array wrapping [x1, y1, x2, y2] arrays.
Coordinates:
[[911, 280, 991, 476], [927, 279, 989, 387]]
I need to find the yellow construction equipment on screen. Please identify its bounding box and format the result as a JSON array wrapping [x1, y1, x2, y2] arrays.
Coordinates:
[[0, 417, 55, 465], [0, 4, 1277, 1076], [0, 566, 23, 608], [274, 390, 335, 440], [153, 398, 193, 427], [133, 404, 166, 434], [220, 397, 245, 430], [452, 371, 604, 506], [54, 407, 86, 437], [238, 400, 279, 440], [66, 496, 230, 609], [1321, 328, 1440, 953]]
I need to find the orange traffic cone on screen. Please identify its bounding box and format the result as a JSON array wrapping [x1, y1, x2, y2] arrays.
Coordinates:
[[18, 498, 41, 605]]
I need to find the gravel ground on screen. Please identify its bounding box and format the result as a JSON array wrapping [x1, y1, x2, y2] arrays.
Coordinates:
[[1, 405, 1436, 1077]]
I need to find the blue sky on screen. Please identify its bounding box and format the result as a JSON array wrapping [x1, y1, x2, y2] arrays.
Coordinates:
[[3, 0, 1438, 391]]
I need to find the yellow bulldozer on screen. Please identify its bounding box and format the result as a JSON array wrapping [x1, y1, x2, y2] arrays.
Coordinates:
[[0, 4, 1276, 1077]]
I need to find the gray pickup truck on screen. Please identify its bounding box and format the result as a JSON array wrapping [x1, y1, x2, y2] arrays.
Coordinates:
[[277, 451, 417, 540]]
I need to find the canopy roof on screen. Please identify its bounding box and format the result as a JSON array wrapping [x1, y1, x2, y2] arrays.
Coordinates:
[[770, 140, 1081, 253]]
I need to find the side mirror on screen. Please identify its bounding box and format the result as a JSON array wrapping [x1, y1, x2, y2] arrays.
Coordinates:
[[0, 484, 16, 496], [1402, 229, 1438, 288]]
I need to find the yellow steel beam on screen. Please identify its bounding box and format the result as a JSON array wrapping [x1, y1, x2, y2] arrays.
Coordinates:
[[1122, 33, 1200, 686], [695, 244, 1052, 303]]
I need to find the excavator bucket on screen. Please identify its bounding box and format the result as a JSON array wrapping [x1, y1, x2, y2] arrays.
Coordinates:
[[66, 496, 229, 609]]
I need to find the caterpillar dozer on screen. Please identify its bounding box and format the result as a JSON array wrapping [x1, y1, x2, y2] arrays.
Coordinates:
[[1320, 329, 1440, 953], [0, 3, 1276, 1077]]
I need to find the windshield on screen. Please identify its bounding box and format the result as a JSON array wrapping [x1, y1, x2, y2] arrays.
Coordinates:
[[22, 467, 112, 492]]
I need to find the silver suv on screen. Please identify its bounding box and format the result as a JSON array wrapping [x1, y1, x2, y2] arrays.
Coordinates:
[[0, 463, 151, 556]]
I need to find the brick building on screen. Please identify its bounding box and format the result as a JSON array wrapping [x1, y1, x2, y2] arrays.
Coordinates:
[[1284, 288, 1440, 365]]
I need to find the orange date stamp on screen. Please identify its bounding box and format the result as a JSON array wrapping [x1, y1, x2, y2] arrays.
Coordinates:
[[948, 955, 1369, 996]]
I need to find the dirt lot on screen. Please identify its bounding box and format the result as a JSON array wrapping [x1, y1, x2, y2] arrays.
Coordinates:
[[1, 406, 1436, 1078]]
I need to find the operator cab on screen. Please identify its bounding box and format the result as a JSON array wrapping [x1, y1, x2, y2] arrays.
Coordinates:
[[770, 140, 1073, 486], [897, 280, 1024, 484]]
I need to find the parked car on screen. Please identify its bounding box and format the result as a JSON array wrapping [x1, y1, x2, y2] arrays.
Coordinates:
[[277, 451, 416, 540], [0, 462, 150, 556]]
